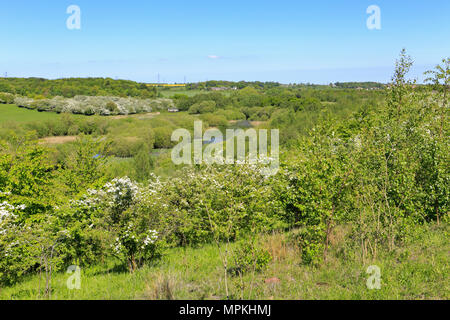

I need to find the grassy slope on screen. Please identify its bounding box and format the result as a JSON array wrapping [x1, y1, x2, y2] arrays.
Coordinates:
[[1, 223, 448, 300], [0, 104, 61, 123]]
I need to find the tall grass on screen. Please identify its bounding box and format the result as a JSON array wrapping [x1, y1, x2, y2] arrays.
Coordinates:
[[1, 223, 447, 300]]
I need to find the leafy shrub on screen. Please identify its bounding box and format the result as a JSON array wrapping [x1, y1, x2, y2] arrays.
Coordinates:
[[134, 164, 286, 247], [68, 125, 80, 136], [0, 141, 60, 285], [83, 106, 96, 116], [69, 177, 163, 272], [0, 92, 14, 104], [109, 137, 145, 158], [214, 108, 246, 120], [133, 143, 154, 182], [200, 113, 228, 127], [106, 101, 119, 114], [288, 227, 326, 265], [188, 100, 217, 114], [230, 241, 272, 275], [13, 96, 34, 108], [153, 127, 174, 149], [113, 225, 162, 272]]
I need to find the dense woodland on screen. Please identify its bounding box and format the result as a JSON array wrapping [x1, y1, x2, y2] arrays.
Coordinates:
[[0, 51, 448, 299], [0, 77, 158, 99]]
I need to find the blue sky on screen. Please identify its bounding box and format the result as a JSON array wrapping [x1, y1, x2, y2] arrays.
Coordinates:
[[0, 0, 448, 83]]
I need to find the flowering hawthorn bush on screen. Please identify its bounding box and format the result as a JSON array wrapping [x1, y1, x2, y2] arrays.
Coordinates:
[[0, 198, 39, 285], [0, 199, 20, 236], [68, 177, 163, 272], [0, 141, 65, 285], [113, 224, 160, 272], [13, 95, 174, 116], [134, 164, 286, 247]]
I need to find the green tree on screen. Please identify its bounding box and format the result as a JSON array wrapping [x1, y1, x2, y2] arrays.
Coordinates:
[[61, 136, 109, 196], [133, 143, 154, 182]]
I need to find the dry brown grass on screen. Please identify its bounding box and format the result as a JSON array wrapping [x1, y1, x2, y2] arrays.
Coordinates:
[[329, 225, 351, 247], [142, 273, 178, 300], [109, 112, 160, 120], [249, 121, 268, 127], [262, 232, 293, 262], [38, 136, 78, 145]]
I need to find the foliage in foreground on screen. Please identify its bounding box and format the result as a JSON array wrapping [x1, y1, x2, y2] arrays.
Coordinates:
[[0, 52, 448, 300], [0, 223, 448, 300]]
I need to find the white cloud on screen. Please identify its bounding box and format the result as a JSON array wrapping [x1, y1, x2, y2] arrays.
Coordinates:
[[207, 55, 220, 59]]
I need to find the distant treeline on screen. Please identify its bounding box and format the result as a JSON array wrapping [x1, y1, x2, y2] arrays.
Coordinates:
[[186, 80, 282, 90], [333, 82, 386, 89], [185, 80, 387, 90], [0, 77, 158, 99], [0, 77, 388, 99]]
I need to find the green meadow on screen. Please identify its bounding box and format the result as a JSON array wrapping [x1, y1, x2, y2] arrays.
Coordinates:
[[0, 104, 61, 123], [1, 223, 447, 300]]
